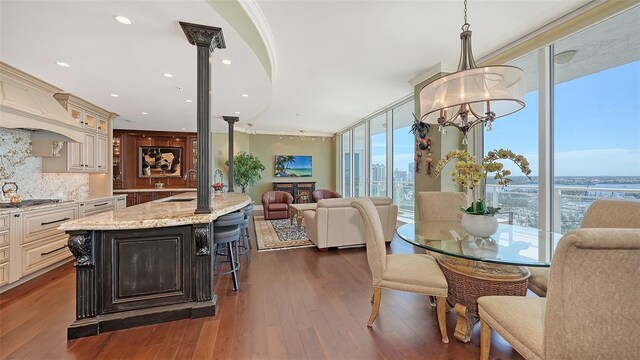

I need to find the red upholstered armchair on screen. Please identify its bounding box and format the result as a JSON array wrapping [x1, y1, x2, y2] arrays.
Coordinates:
[[312, 189, 342, 203], [262, 191, 294, 220]]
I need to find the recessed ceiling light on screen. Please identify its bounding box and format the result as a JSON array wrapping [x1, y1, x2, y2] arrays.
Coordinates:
[[186, 99, 192, 103], [221, 59, 232, 65], [163, 73, 173, 78], [241, 94, 249, 97], [114, 15, 132, 25], [56, 61, 70, 67], [141, 112, 148, 115], [234, 111, 240, 114], [110, 94, 119, 97]]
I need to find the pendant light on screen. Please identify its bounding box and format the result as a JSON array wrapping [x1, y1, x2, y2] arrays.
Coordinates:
[[419, 0, 525, 144]]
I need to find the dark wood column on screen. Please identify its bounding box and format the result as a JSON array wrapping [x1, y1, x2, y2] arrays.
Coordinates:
[[179, 22, 226, 214], [222, 116, 239, 192]]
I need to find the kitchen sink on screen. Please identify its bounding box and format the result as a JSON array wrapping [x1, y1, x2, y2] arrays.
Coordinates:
[[163, 198, 196, 202]]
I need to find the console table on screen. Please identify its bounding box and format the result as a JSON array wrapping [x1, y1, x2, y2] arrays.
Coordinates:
[[273, 182, 316, 203]]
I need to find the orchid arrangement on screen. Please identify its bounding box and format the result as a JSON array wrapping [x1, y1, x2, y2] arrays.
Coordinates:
[[435, 149, 532, 215]]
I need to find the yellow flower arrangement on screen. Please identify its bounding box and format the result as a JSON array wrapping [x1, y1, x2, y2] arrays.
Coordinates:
[[435, 149, 532, 215]]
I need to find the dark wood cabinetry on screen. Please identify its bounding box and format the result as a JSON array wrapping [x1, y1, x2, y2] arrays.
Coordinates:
[[113, 130, 198, 190], [273, 182, 316, 203], [119, 191, 190, 206]]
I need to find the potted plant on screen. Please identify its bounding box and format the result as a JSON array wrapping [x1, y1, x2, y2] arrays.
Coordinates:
[[435, 148, 532, 237], [225, 152, 265, 193]]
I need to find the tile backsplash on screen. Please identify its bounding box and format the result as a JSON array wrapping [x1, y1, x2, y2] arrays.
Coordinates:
[[0, 128, 89, 200]]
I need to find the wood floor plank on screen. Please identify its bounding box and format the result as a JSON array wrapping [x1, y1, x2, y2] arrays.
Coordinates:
[[0, 226, 524, 360], [192, 317, 221, 360]]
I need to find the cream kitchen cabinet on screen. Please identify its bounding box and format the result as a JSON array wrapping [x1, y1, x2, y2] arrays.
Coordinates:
[[1, 203, 78, 288], [19, 204, 77, 277], [97, 134, 108, 172], [39, 131, 102, 173], [0, 213, 10, 286], [36, 93, 115, 174], [79, 198, 114, 217]]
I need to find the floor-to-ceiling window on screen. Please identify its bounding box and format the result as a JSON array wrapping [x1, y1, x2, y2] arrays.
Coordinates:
[[370, 114, 387, 197], [484, 52, 540, 227], [338, 98, 415, 219], [353, 125, 366, 197], [483, 5, 640, 234], [553, 7, 640, 233], [392, 100, 415, 219], [341, 131, 351, 196]]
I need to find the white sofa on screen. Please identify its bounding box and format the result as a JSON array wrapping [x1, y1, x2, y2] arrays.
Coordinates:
[[302, 197, 398, 249]]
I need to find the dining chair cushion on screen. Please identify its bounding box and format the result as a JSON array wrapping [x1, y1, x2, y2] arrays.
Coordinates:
[[527, 267, 548, 297], [379, 254, 448, 296], [478, 296, 546, 360]]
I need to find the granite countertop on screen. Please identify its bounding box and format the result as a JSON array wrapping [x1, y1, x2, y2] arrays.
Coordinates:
[[59, 192, 251, 231], [113, 188, 197, 193]]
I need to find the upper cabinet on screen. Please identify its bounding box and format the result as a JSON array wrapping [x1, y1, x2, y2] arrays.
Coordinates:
[[34, 94, 117, 174]]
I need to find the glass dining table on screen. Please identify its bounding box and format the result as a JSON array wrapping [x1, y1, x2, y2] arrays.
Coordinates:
[[396, 221, 563, 342]]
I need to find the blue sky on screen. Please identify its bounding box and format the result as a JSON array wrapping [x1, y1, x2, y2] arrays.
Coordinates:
[[487, 60, 640, 177]]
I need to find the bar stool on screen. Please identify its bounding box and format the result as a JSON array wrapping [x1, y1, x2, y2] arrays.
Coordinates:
[[235, 203, 254, 264], [213, 211, 244, 291]]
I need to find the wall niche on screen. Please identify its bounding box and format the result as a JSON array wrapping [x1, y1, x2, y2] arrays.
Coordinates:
[[113, 130, 197, 190]]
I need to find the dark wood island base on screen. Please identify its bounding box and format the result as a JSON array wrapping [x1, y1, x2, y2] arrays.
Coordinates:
[[60, 192, 251, 340], [66, 223, 217, 339]]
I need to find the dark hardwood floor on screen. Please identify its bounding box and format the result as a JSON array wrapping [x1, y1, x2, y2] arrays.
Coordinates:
[[0, 226, 524, 359]]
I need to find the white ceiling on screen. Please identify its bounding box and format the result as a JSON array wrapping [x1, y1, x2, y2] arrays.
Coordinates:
[[1, 0, 592, 136]]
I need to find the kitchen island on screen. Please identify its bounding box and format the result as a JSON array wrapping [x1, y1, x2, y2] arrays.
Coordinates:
[[59, 192, 251, 339]]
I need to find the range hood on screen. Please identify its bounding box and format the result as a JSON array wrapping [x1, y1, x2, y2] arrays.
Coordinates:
[[0, 62, 85, 143]]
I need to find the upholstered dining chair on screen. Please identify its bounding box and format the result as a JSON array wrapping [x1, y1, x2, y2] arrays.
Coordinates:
[[418, 191, 468, 222], [351, 198, 450, 343], [312, 189, 342, 202], [528, 199, 640, 297], [418, 191, 468, 306], [478, 228, 640, 360], [261, 191, 294, 220]]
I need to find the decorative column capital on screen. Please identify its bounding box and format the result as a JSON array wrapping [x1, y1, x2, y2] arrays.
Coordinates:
[[193, 224, 210, 256], [179, 21, 226, 51], [67, 231, 93, 267], [222, 116, 239, 125]]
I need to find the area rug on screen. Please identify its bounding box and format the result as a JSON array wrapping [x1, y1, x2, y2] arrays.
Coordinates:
[[253, 215, 315, 252]]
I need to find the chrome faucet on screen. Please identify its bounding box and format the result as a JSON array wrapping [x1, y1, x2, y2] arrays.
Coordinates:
[[183, 169, 197, 180]]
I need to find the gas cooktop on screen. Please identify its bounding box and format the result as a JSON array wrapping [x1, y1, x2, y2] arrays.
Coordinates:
[[0, 199, 62, 209]]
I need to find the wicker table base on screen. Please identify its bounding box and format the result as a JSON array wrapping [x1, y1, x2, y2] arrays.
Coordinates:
[[436, 255, 530, 343]]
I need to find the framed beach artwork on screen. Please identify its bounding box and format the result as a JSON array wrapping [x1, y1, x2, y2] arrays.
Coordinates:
[[275, 155, 312, 177]]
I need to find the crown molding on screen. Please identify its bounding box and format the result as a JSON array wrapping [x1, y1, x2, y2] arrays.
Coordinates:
[[407, 62, 457, 87], [237, 0, 278, 81]]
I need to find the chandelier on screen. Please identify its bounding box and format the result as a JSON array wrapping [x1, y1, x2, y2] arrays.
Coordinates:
[[245, 123, 257, 135], [419, 0, 525, 144]]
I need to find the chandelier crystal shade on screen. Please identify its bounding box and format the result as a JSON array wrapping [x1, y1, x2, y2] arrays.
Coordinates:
[[419, 1, 525, 144]]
